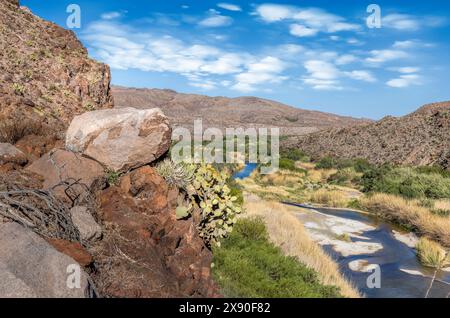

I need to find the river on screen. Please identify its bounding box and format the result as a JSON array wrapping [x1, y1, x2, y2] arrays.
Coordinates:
[[234, 164, 450, 298]]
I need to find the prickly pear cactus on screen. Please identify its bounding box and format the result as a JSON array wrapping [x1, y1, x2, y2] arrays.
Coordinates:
[[192, 163, 242, 247]]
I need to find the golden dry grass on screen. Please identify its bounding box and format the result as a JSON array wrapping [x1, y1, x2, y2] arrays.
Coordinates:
[[243, 196, 360, 298], [416, 237, 450, 269], [259, 172, 303, 187], [434, 199, 450, 212], [307, 189, 349, 208], [359, 193, 450, 247], [307, 168, 337, 183]]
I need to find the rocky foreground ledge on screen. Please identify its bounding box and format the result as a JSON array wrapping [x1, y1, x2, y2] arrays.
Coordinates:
[[0, 107, 219, 298]]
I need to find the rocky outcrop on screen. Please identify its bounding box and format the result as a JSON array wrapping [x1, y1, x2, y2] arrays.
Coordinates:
[[0, 142, 27, 166], [66, 108, 171, 172], [92, 166, 218, 298], [26, 149, 105, 193], [0, 0, 113, 140], [285, 101, 450, 169], [0, 223, 93, 298]]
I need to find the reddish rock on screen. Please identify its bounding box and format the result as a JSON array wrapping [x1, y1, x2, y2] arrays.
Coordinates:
[[46, 238, 93, 267], [26, 149, 106, 204], [0, 143, 27, 166], [93, 166, 218, 298], [15, 134, 63, 163]]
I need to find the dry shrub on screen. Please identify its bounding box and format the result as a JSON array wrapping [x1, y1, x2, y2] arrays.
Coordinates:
[[434, 200, 450, 211], [260, 172, 302, 187], [0, 117, 45, 144], [243, 197, 360, 298], [308, 189, 348, 208], [416, 237, 449, 269], [359, 193, 450, 247], [308, 169, 337, 183]]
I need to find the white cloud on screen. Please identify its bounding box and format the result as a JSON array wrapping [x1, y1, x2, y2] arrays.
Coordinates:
[[217, 3, 242, 12], [232, 56, 287, 92], [395, 67, 421, 74], [101, 12, 122, 20], [387, 74, 422, 88], [190, 80, 217, 90], [289, 24, 318, 37], [302, 60, 342, 90], [336, 54, 357, 65], [199, 14, 233, 27], [366, 49, 409, 64], [345, 70, 376, 82], [383, 14, 446, 31], [393, 40, 434, 49], [254, 4, 359, 36], [254, 4, 293, 22], [383, 14, 420, 31], [302, 59, 377, 90]]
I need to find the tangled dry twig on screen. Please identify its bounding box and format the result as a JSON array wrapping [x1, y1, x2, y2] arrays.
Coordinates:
[[0, 182, 81, 242]]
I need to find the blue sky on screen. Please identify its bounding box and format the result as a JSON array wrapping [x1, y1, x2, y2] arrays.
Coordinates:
[[22, 1, 450, 119]]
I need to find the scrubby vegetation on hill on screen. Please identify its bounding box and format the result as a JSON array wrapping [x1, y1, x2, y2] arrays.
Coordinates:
[[284, 101, 450, 169]]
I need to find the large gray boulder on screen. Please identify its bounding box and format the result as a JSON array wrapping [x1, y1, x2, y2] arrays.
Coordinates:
[[0, 223, 93, 298], [65, 107, 171, 172]]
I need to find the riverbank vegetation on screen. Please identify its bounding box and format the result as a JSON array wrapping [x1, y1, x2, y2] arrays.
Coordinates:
[[242, 197, 360, 298], [240, 149, 450, 249], [212, 217, 342, 298]]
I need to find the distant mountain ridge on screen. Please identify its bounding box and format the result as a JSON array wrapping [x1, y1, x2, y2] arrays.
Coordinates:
[[284, 101, 450, 169], [112, 86, 371, 136]]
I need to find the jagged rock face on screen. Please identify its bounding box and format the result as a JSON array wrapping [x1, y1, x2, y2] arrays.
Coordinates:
[[66, 108, 172, 172], [285, 101, 450, 169], [92, 166, 218, 298], [0, 0, 113, 139]]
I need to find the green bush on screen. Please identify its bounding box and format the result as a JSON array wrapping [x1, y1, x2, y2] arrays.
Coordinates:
[[327, 167, 361, 186], [361, 166, 450, 200], [212, 217, 341, 298], [281, 149, 309, 162], [315, 156, 336, 169], [279, 158, 306, 174]]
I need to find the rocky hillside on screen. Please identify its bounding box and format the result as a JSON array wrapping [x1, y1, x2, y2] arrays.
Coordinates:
[[285, 101, 450, 169], [112, 86, 370, 136], [0, 1, 218, 298], [0, 0, 113, 140]]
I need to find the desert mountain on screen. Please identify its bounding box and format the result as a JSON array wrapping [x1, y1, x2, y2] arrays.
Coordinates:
[[112, 86, 370, 135], [0, 0, 113, 139], [284, 101, 450, 169]]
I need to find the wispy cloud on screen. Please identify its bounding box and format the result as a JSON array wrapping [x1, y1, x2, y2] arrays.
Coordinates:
[[217, 3, 242, 12], [254, 4, 360, 37], [199, 13, 233, 27], [366, 49, 409, 64], [232, 57, 287, 92], [387, 74, 422, 88], [101, 11, 122, 20], [383, 14, 446, 31]]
